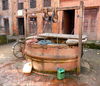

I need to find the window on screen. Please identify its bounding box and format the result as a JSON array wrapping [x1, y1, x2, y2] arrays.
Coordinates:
[[30, 0, 36, 8], [18, 3, 23, 9], [4, 18, 9, 34], [18, 0, 24, 10], [29, 17, 37, 35], [43, 16, 52, 33], [2, 0, 9, 10], [44, 0, 51, 7]]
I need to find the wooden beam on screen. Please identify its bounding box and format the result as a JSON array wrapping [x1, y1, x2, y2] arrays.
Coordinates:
[[77, 1, 84, 74], [26, 6, 80, 14], [38, 33, 87, 39], [55, 6, 80, 11]]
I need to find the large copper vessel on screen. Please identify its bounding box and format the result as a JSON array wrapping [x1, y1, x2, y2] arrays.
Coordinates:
[[24, 33, 87, 72]]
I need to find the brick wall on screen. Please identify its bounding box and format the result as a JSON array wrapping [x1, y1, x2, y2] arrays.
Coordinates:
[[1, 0, 100, 40], [60, 0, 100, 40]]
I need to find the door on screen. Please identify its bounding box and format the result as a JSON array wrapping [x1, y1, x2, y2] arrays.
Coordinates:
[[84, 8, 98, 40], [62, 10, 75, 34], [18, 18, 24, 35]]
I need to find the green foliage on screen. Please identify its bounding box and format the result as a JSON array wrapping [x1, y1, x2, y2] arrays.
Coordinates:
[[83, 42, 100, 49]]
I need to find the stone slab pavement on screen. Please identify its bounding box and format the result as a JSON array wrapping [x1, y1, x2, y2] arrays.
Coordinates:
[[0, 43, 100, 86]]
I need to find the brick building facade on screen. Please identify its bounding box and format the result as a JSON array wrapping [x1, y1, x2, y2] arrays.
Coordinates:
[[0, 0, 12, 35], [0, 0, 100, 40], [60, 0, 100, 40]]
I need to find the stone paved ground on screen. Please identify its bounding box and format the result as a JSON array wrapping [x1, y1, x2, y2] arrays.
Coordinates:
[[0, 43, 100, 86]]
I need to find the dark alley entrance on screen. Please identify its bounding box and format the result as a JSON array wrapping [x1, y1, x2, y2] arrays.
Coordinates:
[[18, 18, 25, 35], [62, 10, 75, 34]]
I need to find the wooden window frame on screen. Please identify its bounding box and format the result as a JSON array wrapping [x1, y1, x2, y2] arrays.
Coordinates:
[[18, 2, 24, 10], [2, 0, 9, 10], [43, 0, 51, 7], [30, 0, 36, 8]]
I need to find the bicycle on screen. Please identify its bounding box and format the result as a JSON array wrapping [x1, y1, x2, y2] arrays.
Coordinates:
[[12, 35, 37, 59], [12, 39, 25, 59]]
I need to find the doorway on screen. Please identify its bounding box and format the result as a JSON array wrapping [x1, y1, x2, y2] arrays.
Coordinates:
[[62, 10, 75, 34], [18, 18, 24, 35]]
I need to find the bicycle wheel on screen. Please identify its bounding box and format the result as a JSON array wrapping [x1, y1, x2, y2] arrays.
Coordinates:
[[12, 42, 25, 59]]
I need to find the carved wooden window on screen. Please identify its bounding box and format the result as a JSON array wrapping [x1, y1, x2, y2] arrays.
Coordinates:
[[18, 3, 23, 9], [18, 0, 24, 10], [29, 17, 37, 35], [30, 0, 36, 8], [44, 0, 51, 7], [2, 0, 9, 10], [43, 16, 52, 33]]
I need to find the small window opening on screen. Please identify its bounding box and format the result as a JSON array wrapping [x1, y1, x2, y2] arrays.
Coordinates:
[[30, 0, 36, 8]]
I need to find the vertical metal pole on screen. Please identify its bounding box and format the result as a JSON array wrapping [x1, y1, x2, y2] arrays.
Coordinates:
[[77, 1, 84, 74]]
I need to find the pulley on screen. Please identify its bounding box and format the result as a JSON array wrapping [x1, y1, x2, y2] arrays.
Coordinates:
[[43, 8, 49, 21], [51, 8, 58, 23]]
